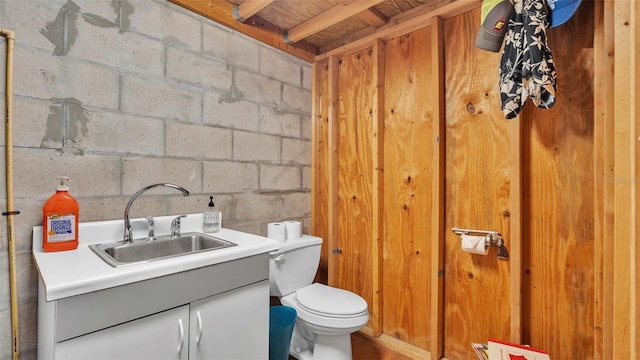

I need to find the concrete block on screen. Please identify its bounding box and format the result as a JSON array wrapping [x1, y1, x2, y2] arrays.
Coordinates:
[[122, 157, 202, 195], [302, 166, 311, 190], [235, 69, 281, 105], [281, 192, 311, 218], [259, 47, 301, 86], [77, 197, 128, 222], [302, 115, 312, 140], [233, 131, 280, 162], [282, 83, 312, 115], [203, 161, 258, 193], [203, 23, 260, 71], [121, 75, 201, 122], [234, 193, 281, 222], [69, 20, 163, 76], [15, 47, 119, 109], [282, 138, 311, 165], [73, 0, 118, 21], [0, 251, 38, 310], [117, 196, 167, 233], [13, 149, 121, 198], [260, 106, 301, 137], [0, 42, 4, 85], [126, 0, 201, 52], [203, 91, 260, 132], [0, 199, 41, 252], [83, 111, 165, 155], [0, 297, 38, 353], [9, 97, 56, 148], [260, 165, 301, 191], [302, 65, 312, 90], [167, 47, 232, 91], [168, 194, 233, 226], [165, 122, 232, 160], [231, 222, 262, 236], [0, 0, 61, 51]]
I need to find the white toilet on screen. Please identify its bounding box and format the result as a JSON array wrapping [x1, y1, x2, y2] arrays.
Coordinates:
[[269, 235, 369, 360]]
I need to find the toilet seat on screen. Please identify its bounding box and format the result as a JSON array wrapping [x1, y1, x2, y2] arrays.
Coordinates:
[[295, 283, 368, 318], [281, 283, 369, 332]]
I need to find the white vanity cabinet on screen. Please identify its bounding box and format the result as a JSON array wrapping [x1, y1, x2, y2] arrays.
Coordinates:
[[55, 305, 190, 360], [37, 253, 271, 359], [189, 282, 269, 359]]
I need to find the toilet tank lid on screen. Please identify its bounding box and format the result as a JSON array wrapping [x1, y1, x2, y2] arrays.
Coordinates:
[[270, 235, 322, 256], [296, 283, 368, 316]]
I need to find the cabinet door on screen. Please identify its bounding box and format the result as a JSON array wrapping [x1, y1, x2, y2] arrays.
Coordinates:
[[189, 280, 269, 360], [56, 305, 189, 360]]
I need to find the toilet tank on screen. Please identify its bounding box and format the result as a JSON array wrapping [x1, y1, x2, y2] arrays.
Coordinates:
[[269, 235, 322, 297]]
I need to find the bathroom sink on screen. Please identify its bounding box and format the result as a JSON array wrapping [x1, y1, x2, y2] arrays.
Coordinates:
[[90, 232, 236, 267]]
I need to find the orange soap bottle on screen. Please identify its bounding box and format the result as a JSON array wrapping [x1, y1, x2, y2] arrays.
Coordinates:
[[42, 176, 79, 252]]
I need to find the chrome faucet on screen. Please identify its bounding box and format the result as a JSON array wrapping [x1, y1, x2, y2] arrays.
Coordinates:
[[171, 215, 187, 237], [123, 183, 190, 243]]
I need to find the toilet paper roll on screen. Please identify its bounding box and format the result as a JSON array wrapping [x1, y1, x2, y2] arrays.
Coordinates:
[[461, 234, 489, 255], [267, 222, 286, 242], [284, 220, 301, 240]]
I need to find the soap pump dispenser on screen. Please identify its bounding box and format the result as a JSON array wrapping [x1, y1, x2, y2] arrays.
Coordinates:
[[42, 176, 80, 252], [203, 196, 221, 233]]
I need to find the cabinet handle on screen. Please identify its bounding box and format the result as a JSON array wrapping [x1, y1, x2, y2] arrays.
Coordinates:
[[196, 310, 203, 345], [177, 318, 185, 355]]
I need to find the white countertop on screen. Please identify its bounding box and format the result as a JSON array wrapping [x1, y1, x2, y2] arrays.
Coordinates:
[[33, 213, 278, 301]]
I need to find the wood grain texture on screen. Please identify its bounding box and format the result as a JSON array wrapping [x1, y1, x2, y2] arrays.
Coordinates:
[[430, 16, 446, 359], [382, 27, 434, 349], [610, 0, 638, 358], [443, 10, 511, 359], [336, 48, 376, 321], [311, 60, 330, 284], [592, 2, 612, 358], [521, 3, 596, 358]]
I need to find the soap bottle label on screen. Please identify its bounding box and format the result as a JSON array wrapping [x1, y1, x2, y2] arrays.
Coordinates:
[[203, 212, 220, 233], [46, 214, 76, 243]]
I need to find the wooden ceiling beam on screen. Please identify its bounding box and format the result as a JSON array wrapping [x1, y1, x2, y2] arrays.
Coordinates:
[[234, 0, 275, 22], [169, 0, 318, 62], [284, 0, 387, 44], [316, 0, 481, 60], [357, 8, 388, 27]]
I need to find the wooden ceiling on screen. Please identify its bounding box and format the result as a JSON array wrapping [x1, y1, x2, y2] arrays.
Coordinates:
[[169, 0, 480, 62]]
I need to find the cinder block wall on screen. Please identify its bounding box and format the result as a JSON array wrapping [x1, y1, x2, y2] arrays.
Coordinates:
[[0, 0, 312, 358]]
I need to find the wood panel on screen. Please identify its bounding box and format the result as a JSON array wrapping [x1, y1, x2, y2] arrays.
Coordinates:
[[611, 0, 639, 358], [382, 27, 434, 349], [443, 10, 511, 359], [592, 2, 612, 358], [311, 60, 330, 284], [521, 3, 596, 358], [336, 48, 376, 318]]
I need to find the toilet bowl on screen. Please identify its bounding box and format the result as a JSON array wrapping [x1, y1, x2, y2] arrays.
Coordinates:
[[269, 235, 369, 360]]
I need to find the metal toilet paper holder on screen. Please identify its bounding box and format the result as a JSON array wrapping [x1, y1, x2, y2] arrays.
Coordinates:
[[451, 227, 509, 259]]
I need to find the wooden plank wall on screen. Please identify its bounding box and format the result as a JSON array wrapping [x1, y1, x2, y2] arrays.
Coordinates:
[[383, 27, 434, 349], [442, 12, 512, 359], [336, 48, 377, 325], [311, 61, 330, 285], [521, 4, 596, 358], [311, 3, 605, 359]]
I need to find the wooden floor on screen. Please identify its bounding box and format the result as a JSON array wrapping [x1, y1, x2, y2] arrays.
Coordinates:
[[351, 332, 413, 360]]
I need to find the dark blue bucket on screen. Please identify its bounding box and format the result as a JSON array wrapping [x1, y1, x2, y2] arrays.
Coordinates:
[[269, 305, 297, 360]]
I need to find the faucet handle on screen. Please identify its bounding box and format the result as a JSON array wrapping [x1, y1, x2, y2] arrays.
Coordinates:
[[145, 216, 155, 240], [171, 215, 187, 237]]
